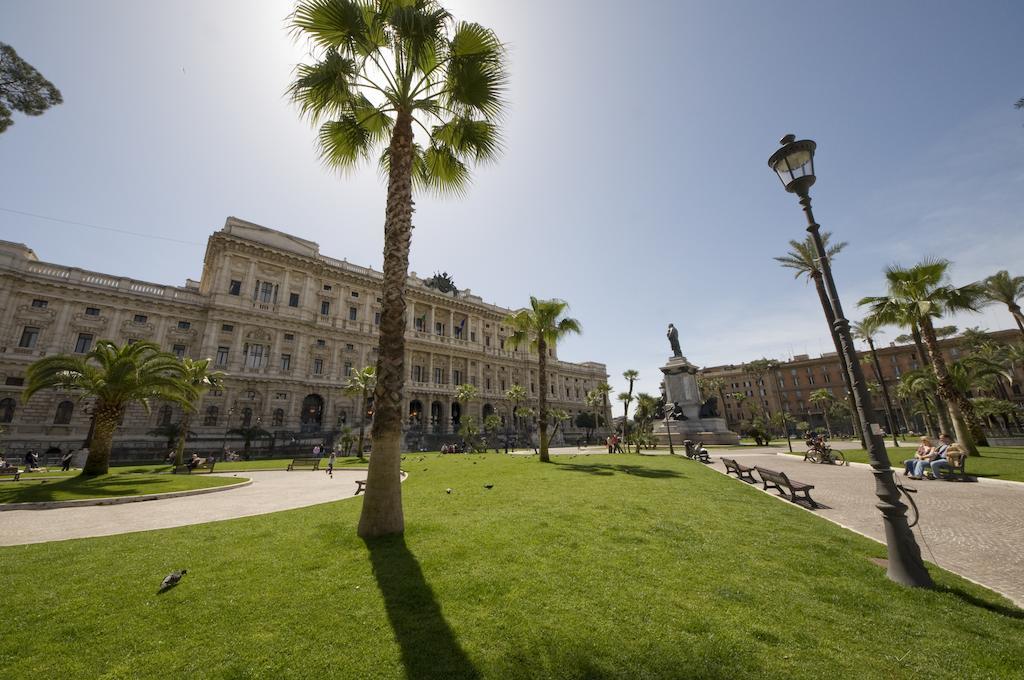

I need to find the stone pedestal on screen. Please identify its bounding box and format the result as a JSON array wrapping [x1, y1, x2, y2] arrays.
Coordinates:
[[654, 355, 740, 446]]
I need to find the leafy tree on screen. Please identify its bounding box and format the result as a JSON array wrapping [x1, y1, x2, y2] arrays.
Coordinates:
[[621, 369, 638, 438], [174, 358, 224, 466], [730, 392, 750, 422], [0, 43, 63, 134], [549, 408, 570, 445], [632, 392, 658, 452], [851, 318, 900, 447], [343, 366, 376, 460], [860, 259, 986, 455], [745, 358, 779, 420], [775, 232, 863, 436], [574, 411, 602, 441], [505, 298, 581, 462], [979, 270, 1024, 338], [290, 0, 507, 538], [338, 426, 356, 456], [696, 375, 727, 422], [483, 413, 502, 451], [23, 341, 193, 475]]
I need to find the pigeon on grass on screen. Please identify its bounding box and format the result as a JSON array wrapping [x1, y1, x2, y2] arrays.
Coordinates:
[[159, 569, 187, 593]]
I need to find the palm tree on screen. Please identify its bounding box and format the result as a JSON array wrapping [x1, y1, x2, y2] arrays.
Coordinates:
[[584, 388, 604, 443], [632, 392, 658, 453], [775, 232, 864, 438], [549, 408, 570, 446], [696, 375, 727, 421], [617, 391, 633, 442], [23, 341, 193, 475], [808, 389, 835, 437], [851, 319, 900, 447], [175, 358, 224, 466], [505, 297, 582, 462], [343, 366, 376, 460], [148, 421, 193, 454], [730, 391, 750, 423], [860, 259, 986, 455], [290, 0, 508, 538], [227, 425, 272, 459], [454, 383, 480, 450], [595, 381, 612, 438], [980, 270, 1024, 337], [504, 383, 526, 447], [621, 369, 639, 439]]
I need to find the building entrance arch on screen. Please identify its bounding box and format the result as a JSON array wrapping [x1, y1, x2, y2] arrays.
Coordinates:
[[301, 394, 325, 433]]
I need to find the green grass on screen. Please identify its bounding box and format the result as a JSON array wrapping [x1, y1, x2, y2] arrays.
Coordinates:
[[0, 473, 244, 504], [22, 456, 372, 478], [840, 446, 1024, 483], [2, 454, 1020, 679]]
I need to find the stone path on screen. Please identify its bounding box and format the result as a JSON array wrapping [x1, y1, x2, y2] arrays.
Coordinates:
[[0, 469, 368, 546], [711, 451, 1024, 607]]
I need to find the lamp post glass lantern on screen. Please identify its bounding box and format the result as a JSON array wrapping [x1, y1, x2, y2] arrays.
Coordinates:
[[768, 134, 933, 589]]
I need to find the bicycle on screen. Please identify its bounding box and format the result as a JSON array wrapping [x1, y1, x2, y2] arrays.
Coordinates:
[[804, 441, 846, 466]]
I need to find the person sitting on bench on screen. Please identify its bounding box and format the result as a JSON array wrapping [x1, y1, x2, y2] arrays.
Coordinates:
[[186, 453, 202, 471]]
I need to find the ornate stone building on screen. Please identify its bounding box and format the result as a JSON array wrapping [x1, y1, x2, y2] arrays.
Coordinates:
[[0, 217, 609, 458]]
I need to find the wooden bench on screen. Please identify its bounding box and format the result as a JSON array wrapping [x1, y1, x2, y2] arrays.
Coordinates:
[[683, 440, 711, 463], [721, 457, 757, 483], [287, 457, 321, 471], [174, 459, 216, 474], [930, 454, 968, 481], [0, 466, 21, 482], [354, 479, 367, 496], [753, 466, 818, 508]]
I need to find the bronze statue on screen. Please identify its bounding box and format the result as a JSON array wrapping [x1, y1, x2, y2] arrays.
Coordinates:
[[667, 323, 682, 358], [698, 396, 719, 419]]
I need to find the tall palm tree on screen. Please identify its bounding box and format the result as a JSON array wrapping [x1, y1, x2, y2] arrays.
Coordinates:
[[860, 259, 986, 455], [584, 388, 604, 443], [454, 382, 479, 450], [595, 381, 612, 437], [504, 383, 526, 446], [22, 341, 193, 475], [775, 233, 864, 438], [621, 369, 639, 439], [851, 319, 900, 447], [617, 391, 633, 440], [808, 388, 835, 437], [175, 358, 224, 466], [505, 298, 582, 462], [343, 366, 377, 460], [290, 0, 507, 538], [896, 375, 935, 437], [632, 392, 658, 453], [980, 270, 1024, 337]]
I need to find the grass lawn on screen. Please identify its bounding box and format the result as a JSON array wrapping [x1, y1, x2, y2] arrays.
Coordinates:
[[0, 473, 244, 504], [841, 446, 1024, 483], [2, 454, 1020, 679], [21, 456, 373, 479]]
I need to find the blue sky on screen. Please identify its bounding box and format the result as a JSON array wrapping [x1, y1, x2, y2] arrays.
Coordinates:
[[2, 0, 1023, 408]]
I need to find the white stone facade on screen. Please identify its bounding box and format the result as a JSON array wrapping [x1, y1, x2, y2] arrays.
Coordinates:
[[0, 217, 609, 456]]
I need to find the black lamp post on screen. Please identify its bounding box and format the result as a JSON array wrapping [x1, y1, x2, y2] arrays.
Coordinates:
[[768, 134, 933, 588]]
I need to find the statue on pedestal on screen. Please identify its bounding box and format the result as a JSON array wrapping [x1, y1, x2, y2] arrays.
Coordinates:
[[667, 323, 682, 358]]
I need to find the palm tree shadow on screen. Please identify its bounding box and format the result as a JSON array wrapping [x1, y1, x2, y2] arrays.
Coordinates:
[[553, 462, 685, 479], [937, 585, 1024, 620], [365, 535, 478, 680]]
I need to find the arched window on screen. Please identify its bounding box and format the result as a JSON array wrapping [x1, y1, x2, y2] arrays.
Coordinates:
[[54, 400, 74, 425], [241, 407, 253, 428], [203, 406, 219, 426], [157, 405, 173, 426], [0, 398, 15, 424], [272, 408, 284, 427]]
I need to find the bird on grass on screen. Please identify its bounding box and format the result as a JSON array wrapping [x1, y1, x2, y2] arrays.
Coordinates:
[[159, 569, 187, 592], [484, 484, 494, 490], [446, 488, 452, 494]]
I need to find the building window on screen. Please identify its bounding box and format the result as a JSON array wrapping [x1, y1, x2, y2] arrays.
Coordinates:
[[323, 284, 332, 291], [172, 344, 186, 359], [486, 377, 491, 390], [434, 367, 443, 384], [351, 291, 359, 298], [289, 293, 300, 307], [349, 307, 358, 321], [0, 398, 15, 423], [222, 324, 234, 332], [453, 370, 462, 385], [203, 406, 219, 426], [216, 346, 229, 366], [257, 281, 276, 303], [31, 299, 48, 308], [5, 377, 24, 386], [345, 343, 354, 351], [412, 365, 423, 382], [435, 322, 444, 336], [74, 333, 93, 354], [414, 317, 425, 332], [85, 307, 100, 316], [344, 362, 353, 377], [321, 300, 330, 316], [241, 407, 253, 427], [284, 333, 294, 341], [313, 358, 324, 375], [133, 314, 148, 324], [470, 331, 476, 342], [486, 335, 491, 347], [157, 405, 173, 426], [18, 326, 40, 349], [54, 400, 74, 425], [229, 280, 241, 295], [273, 408, 284, 427], [374, 311, 381, 326], [281, 354, 291, 370], [176, 321, 191, 330], [244, 344, 266, 369], [316, 339, 326, 347], [275, 392, 288, 400]]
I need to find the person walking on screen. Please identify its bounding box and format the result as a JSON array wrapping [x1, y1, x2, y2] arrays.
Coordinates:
[[326, 450, 336, 478], [60, 449, 74, 472], [312, 444, 322, 460]]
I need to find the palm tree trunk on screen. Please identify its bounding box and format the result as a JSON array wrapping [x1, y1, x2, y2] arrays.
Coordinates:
[[358, 111, 414, 539], [911, 324, 954, 435], [867, 337, 900, 447], [822, 409, 832, 438], [811, 272, 866, 447], [537, 337, 550, 462], [357, 391, 366, 460], [1009, 303, 1024, 338], [83, 402, 121, 476], [919, 317, 979, 456]]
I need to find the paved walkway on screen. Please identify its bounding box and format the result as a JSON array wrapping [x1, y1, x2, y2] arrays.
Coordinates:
[[711, 451, 1024, 607], [0, 469, 368, 546]]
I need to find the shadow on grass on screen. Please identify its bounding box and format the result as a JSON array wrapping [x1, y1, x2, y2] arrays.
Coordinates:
[[0, 475, 206, 505], [365, 535, 478, 680], [553, 462, 685, 479], [937, 584, 1024, 620]]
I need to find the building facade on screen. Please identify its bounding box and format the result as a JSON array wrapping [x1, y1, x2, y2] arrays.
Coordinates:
[[0, 218, 609, 457], [700, 329, 1024, 435]]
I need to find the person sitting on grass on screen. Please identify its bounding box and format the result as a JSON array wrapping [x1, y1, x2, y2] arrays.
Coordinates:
[[904, 437, 933, 478]]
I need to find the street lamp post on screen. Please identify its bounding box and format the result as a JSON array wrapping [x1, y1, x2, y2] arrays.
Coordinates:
[[768, 135, 933, 588]]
